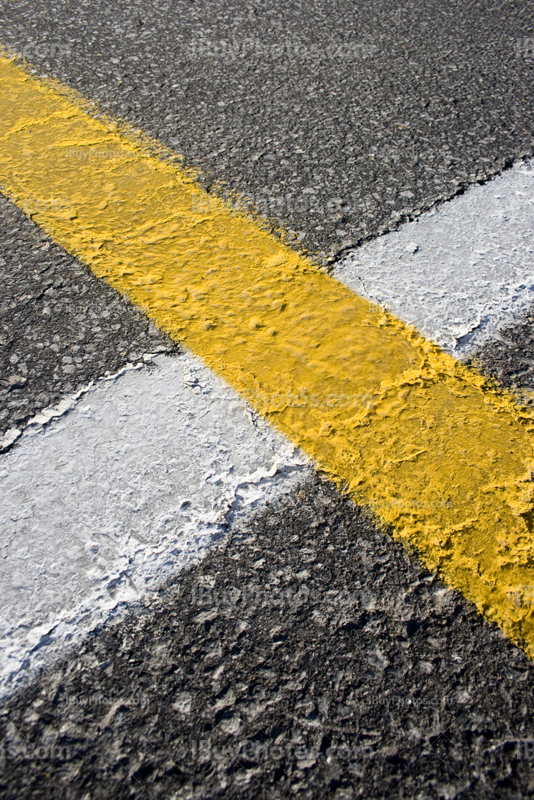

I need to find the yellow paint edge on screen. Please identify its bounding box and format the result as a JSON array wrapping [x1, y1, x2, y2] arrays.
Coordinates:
[[0, 44, 312, 264], [2, 52, 534, 654]]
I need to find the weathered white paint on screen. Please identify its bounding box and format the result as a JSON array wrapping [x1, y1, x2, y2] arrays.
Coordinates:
[[335, 159, 534, 354], [0, 351, 310, 697]]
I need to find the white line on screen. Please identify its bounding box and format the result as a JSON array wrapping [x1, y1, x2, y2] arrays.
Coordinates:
[[335, 159, 534, 354], [6, 159, 532, 697], [0, 352, 310, 698], [0, 357, 155, 452]]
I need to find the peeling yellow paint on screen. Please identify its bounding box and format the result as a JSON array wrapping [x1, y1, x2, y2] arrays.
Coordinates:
[[2, 54, 534, 651]]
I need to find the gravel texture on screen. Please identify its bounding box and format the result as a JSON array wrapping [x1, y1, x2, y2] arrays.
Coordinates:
[[1, 0, 534, 432], [470, 307, 534, 397], [0, 351, 309, 693], [0, 0, 533, 262], [1, 2, 534, 797], [1, 479, 534, 799], [1, 170, 532, 445], [334, 158, 534, 356], [0, 194, 178, 439]]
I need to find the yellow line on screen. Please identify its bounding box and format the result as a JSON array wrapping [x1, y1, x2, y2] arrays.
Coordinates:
[[1, 54, 534, 652]]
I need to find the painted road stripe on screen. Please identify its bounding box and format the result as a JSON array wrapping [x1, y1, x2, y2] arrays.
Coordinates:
[[335, 159, 534, 355], [0, 351, 308, 696], [2, 56, 534, 655]]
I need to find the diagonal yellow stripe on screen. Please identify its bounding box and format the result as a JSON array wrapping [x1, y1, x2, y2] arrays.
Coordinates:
[[1, 54, 534, 652]]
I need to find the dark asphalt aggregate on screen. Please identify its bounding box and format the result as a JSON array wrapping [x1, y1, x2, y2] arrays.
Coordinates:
[[2, 480, 534, 799], [0, 194, 179, 440], [1, 0, 534, 430], [1, 1, 534, 798], [470, 307, 534, 399], [0, 0, 533, 262], [2, 185, 534, 441]]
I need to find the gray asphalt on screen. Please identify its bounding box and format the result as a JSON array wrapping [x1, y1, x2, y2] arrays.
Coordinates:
[[2, 189, 534, 443], [1, 0, 533, 263], [0, 194, 178, 441], [470, 307, 534, 398], [1, 1, 534, 798], [2, 479, 534, 800]]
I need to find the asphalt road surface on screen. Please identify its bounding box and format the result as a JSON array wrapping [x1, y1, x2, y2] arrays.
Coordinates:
[[2, 1, 534, 799]]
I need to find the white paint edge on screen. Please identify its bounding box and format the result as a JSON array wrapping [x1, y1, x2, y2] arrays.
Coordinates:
[[0, 355, 160, 452], [0, 350, 311, 700], [334, 158, 534, 355]]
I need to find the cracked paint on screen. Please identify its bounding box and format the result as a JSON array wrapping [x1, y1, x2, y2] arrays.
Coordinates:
[[2, 55, 534, 657], [0, 352, 310, 697], [335, 159, 534, 354]]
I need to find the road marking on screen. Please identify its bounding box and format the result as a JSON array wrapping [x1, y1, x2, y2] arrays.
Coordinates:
[[335, 159, 534, 355], [2, 54, 534, 654], [0, 352, 309, 696]]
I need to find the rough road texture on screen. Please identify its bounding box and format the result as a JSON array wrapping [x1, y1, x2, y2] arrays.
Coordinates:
[[471, 307, 534, 396], [2, 479, 534, 799], [1, 175, 533, 444], [334, 159, 534, 356], [0, 0, 533, 262], [0, 351, 309, 691], [1, 3, 534, 797], [0, 195, 179, 439]]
